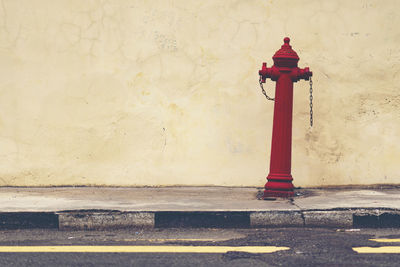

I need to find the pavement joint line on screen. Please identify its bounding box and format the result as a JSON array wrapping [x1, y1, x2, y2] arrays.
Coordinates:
[[289, 199, 306, 226], [0, 246, 290, 253], [352, 246, 400, 254]]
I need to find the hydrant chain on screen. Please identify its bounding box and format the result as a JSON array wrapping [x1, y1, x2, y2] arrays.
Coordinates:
[[259, 75, 275, 101], [309, 77, 313, 127]]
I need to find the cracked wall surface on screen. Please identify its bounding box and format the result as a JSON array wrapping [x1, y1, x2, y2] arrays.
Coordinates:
[[0, 0, 399, 187]]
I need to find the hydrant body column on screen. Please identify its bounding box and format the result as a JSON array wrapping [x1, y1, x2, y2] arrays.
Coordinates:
[[259, 37, 312, 198], [268, 73, 295, 196]]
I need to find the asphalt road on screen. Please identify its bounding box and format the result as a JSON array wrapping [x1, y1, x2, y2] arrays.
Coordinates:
[[0, 228, 399, 266]]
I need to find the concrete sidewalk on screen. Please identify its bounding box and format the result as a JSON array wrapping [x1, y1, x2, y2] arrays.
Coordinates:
[[0, 187, 399, 230]]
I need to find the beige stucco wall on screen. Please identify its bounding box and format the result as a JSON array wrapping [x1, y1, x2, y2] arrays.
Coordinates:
[[0, 0, 399, 187]]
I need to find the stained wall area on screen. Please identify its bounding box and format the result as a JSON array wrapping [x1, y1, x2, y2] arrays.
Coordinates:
[[0, 0, 399, 187]]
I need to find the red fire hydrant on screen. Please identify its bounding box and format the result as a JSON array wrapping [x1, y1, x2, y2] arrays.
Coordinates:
[[259, 37, 312, 198]]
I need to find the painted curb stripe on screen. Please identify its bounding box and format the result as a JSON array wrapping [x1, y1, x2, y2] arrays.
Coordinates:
[[0, 210, 399, 230], [0, 246, 290, 253], [119, 238, 220, 242], [353, 246, 400, 253], [155, 212, 250, 228]]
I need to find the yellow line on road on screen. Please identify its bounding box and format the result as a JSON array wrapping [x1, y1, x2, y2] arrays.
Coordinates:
[[370, 239, 400, 243], [0, 246, 290, 253], [353, 246, 400, 253]]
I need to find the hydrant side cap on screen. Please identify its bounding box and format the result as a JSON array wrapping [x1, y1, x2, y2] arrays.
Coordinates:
[[272, 37, 299, 68]]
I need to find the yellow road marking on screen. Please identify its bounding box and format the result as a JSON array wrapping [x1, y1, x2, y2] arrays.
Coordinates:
[[353, 246, 400, 254], [370, 239, 400, 243], [0, 246, 290, 253]]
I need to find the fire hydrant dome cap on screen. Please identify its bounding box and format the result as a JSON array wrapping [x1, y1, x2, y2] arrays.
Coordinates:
[[272, 37, 299, 68]]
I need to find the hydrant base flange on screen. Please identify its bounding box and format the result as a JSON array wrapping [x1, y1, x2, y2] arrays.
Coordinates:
[[263, 173, 294, 198]]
